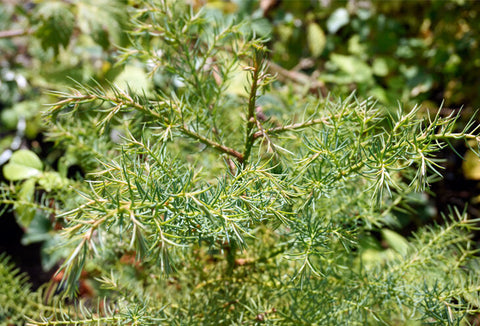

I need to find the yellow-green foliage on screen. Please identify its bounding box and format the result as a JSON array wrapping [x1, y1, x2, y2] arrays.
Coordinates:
[[1, 1, 480, 325]]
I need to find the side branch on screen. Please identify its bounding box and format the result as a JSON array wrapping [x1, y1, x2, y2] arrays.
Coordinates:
[[49, 92, 244, 161], [180, 126, 244, 161], [268, 60, 327, 97], [253, 116, 332, 139], [48, 92, 162, 120]]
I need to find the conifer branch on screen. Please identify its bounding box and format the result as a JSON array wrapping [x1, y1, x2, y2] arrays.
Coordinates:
[[49, 88, 245, 161], [4, 2, 480, 324]]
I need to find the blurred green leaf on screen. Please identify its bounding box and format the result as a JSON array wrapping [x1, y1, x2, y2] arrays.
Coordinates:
[[381, 229, 410, 256], [21, 212, 52, 245], [0, 108, 18, 129], [327, 8, 349, 34], [76, 0, 129, 50], [402, 66, 433, 97], [347, 35, 367, 57], [113, 64, 151, 95], [224, 64, 249, 97], [462, 149, 480, 180], [15, 178, 37, 228], [38, 171, 67, 192], [21, 212, 63, 270], [250, 18, 273, 37], [3, 149, 43, 181], [330, 54, 373, 83], [368, 86, 389, 104], [372, 57, 389, 77], [360, 248, 398, 267], [34, 1, 75, 54], [307, 22, 326, 58]]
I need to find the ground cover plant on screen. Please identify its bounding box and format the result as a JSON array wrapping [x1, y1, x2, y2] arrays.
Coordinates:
[[1, 0, 480, 325]]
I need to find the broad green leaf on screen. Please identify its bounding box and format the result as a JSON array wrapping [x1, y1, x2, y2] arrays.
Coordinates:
[[253, 18, 273, 37], [38, 171, 67, 192], [330, 54, 373, 83], [360, 248, 398, 267], [76, 0, 129, 50], [205, 0, 238, 13], [3, 149, 43, 181], [21, 212, 52, 245], [347, 35, 367, 56], [326, 8, 349, 34], [462, 149, 480, 180], [381, 229, 410, 256], [15, 178, 37, 229], [368, 86, 389, 103], [372, 57, 389, 76], [113, 65, 151, 95], [0, 108, 18, 129], [21, 213, 63, 271], [34, 1, 75, 54], [307, 22, 326, 58], [225, 64, 250, 97], [402, 66, 433, 96]]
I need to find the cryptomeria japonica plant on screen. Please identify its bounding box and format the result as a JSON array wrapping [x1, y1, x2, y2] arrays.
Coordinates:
[[1, 1, 480, 325]]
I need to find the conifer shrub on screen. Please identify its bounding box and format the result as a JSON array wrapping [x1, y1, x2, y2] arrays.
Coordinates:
[[1, 1, 480, 325]]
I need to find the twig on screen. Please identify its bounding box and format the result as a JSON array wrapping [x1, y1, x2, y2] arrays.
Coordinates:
[[49, 92, 245, 161], [268, 60, 327, 97], [180, 126, 244, 161], [255, 119, 278, 156], [253, 116, 333, 139], [0, 28, 32, 39]]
